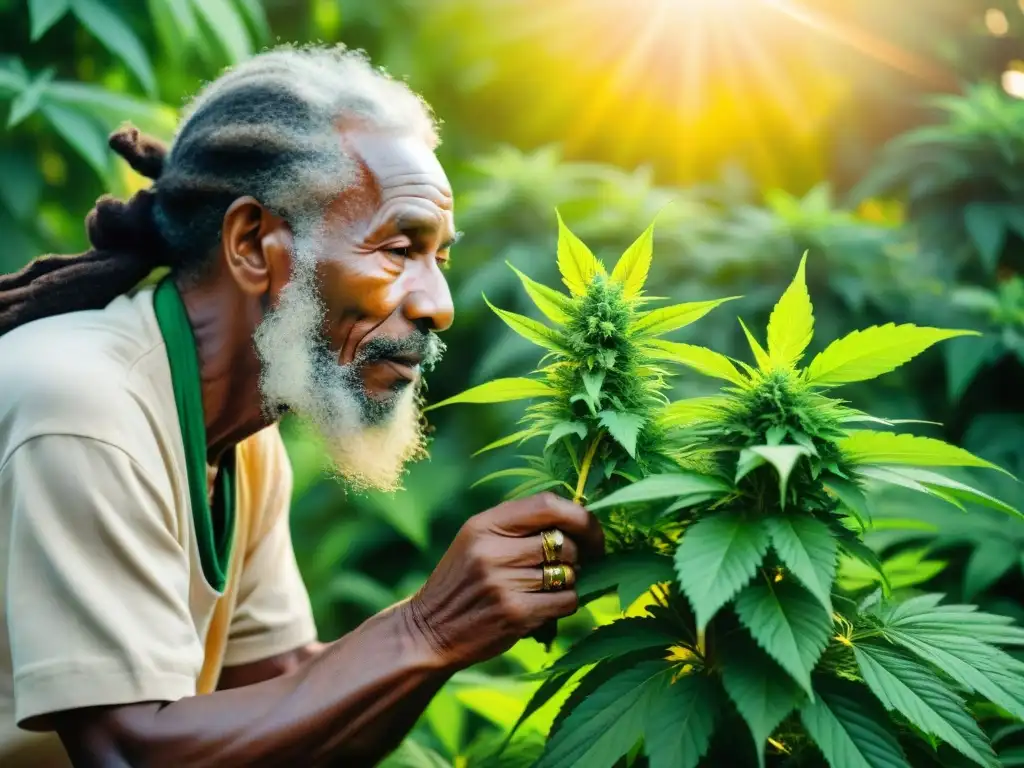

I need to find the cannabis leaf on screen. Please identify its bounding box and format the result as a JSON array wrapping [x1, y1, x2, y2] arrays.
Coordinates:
[[484, 295, 566, 352], [644, 675, 723, 768], [766, 516, 838, 614], [745, 445, 813, 507], [549, 618, 678, 673], [853, 643, 999, 768], [734, 579, 832, 695], [424, 377, 553, 410], [631, 297, 738, 338], [598, 411, 645, 458], [640, 340, 748, 386], [842, 431, 1012, 476], [507, 262, 573, 325], [800, 680, 911, 768], [804, 324, 978, 388], [857, 465, 1020, 517], [609, 217, 654, 300], [739, 317, 771, 370], [575, 550, 677, 607], [767, 252, 814, 371], [533, 660, 669, 768], [555, 209, 603, 296], [675, 514, 770, 631], [587, 472, 730, 511]]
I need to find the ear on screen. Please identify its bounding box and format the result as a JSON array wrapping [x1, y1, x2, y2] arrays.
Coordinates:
[[220, 196, 294, 301]]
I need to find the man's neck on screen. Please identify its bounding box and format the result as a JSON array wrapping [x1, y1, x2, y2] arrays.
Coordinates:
[[178, 278, 272, 466]]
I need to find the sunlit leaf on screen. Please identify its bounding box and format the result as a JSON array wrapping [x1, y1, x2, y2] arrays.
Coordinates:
[[192, 0, 252, 62], [485, 295, 566, 352], [747, 445, 813, 508], [657, 396, 731, 428], [767, 252, 815, 370], [555, 209, 602, 297], [640, 340, 747, 386], [804, 324, 978, 388], [473, 428, 543, 456], [610, 218, 654, 299], [587, 472, 729, 511], [546, 421, 588, 449], [841, 431, 1012, 477], [631, 297, 739, 338], [471, 467, 547, 489], [675, 513, 770, 632], [71, 0, 157, 97], [598, 411, 644, 459], [766, 516, 837, 614], [508, 262, 573, 325], [734, 580, 832, 696], [739, 317, 771, 370], [424, 377, 554, 411]]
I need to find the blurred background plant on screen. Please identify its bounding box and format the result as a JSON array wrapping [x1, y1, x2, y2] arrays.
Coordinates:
[[4, 0, 1024, 764]]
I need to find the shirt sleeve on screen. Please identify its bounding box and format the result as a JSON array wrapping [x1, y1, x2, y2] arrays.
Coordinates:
[[1, 434, 203, 731], [221, 428, 318, 668]]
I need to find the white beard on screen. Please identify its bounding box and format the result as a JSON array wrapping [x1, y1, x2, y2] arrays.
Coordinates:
[[251, 238, 437, 493]]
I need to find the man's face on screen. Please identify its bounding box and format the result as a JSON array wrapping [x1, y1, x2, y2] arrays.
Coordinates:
[[253, 129, 455, 491]]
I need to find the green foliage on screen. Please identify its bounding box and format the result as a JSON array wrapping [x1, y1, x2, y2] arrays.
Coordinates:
[[431, 222, 1024, 767]]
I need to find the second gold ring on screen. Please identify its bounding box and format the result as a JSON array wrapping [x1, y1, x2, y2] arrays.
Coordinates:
[[541, 528, 564, 563]]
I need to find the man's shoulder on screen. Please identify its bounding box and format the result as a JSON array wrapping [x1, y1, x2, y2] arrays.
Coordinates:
[[0, 289, 174, 462]]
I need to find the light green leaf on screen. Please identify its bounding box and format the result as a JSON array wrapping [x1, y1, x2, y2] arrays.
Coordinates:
[[800, 681, 911, 768], [873, 595, 1024, 646], [588, 472, 729, 512], [234, 0, 270, 42], [471, 467, 547, 489], [549, 618, 677, 673], [945, 335, 1002, 403], [631, 297, 739, 338], [644, 675, 722, 768], [576, 550, 676, 608], [747, 445, 813, 508], [555, 209, 602, 297], [841, 431, 1012, 477], [582, 370, 604, 406], [71, 0, 157, 97], [40, 103, 110, 179], [964, 203, 1007, 274], [192, 0, 252, 62], [610, 218, 654, 299], [804, 324, 978, 388], [963, 540, 1019, 600], [424, 687, 465, 757], [7, 68, 54, 128], [378, 738, 451, 768], [424, 377, 553, 411], [734, 580, 832, 696], [767, 252, 814, 370], [720, 632, 806, 768], [854, 643, 999, 768], [675, 514, 770, 632], [657, 396, 730, 428], [857, 465, 1020, 518], [546, 421, 588, 449], [824, 474, 872, 527], [641, 340, 747, 386], [735, 449, 767, 484], [533, 660, 668, 768], [29, 0, 70, 40], [508, 262, 572, 325], [505, 670, 574, 744], [485, 295, 566, 353], [473, 428, 543, 456], [598, 411, 644, 459], [739, 317, 771, 370], [839, 547, 943, 593], [766, 516, 837, 614]]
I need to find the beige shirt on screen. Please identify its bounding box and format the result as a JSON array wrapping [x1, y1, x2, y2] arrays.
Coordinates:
[[0, 288, 318, 765]]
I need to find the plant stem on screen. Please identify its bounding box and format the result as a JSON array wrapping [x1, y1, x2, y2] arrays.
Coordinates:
[[574, 433, 603, 504]]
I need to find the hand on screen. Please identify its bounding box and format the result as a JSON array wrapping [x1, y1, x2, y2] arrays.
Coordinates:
[[404, 492, 605, 669]]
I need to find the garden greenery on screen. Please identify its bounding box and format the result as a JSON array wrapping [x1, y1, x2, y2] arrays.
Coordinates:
[[427, 213, 1024, 768]]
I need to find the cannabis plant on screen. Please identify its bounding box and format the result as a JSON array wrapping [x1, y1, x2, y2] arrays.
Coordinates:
[[427, 213, 1024, 768]]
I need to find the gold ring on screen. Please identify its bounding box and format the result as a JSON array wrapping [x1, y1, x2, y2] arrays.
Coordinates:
[[542, 563, 575, 591], [541, 528, 564, 563]]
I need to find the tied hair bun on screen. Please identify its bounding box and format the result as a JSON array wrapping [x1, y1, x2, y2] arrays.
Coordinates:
[[83, 125, 171, 265]]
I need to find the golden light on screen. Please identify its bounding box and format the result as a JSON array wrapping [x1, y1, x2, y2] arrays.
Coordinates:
[[987, 8, 1010, 36], [1003, 69, 1024, 99]]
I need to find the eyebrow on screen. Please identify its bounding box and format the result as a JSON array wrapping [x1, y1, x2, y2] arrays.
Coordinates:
[[394, 214, 461, 251]]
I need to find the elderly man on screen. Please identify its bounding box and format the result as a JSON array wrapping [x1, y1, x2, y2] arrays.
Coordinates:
[[0, 45, 602, 767]]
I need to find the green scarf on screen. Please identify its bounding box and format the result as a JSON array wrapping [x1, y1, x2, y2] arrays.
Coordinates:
[[153, 277, 236, 592]]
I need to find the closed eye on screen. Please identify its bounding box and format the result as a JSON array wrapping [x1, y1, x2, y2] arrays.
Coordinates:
[[386, 246, 411, 258]]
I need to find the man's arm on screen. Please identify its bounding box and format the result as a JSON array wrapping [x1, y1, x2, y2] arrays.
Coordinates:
[[48, 492, 602, 768], [216, 642, 326, 690]]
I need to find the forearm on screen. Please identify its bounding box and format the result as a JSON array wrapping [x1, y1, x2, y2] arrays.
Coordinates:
[[59, 603, 455, 768]]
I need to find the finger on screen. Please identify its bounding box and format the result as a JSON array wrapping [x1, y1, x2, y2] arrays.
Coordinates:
[[491, 564, 579, 592], [486, 492, 605, 561], [498, 533, 580, 568], [520, 588, 580, 622]]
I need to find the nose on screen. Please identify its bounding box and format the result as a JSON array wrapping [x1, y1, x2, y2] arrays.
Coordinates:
[[402, 259, 455, 332]]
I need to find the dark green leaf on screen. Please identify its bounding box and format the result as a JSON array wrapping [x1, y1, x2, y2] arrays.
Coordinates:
[[721, 635, 806, 767], [735, 448, 767, 484], [675, 514, 770, 631], [747, 445, 812, 508], [29, 0, 69, 40], [6, 67, 54, 128], [546, 421, 587, 449], [644, 675, 723, 768], [576, 550, 676, 608], [853, 643, 999, 767], [766, 516, 838, 614], [825, 473, 872, 526], [582, 370, 604, 406], [734, 579, 832, 695], [70, 0, 157, 97], [533, 660, 669, 768], [945, 335, 1002, 403], [587, 472, 729, 512], [963, 203, 1007, 274], [549, 618, 677, 672], [598, 411, 644, 459], [837, 530, 892, 595], [40, 103, 110, 179], [193, 0, 253, 62], [801, 679, 911, 768], [963, 540, 1019, 600], [504, 670, 573, 744]]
